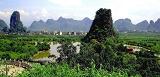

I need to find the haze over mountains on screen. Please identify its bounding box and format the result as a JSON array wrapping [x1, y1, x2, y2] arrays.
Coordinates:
[[28, 17, 160, 32], [114, 18, 160, 32], [1, 17, 160, 32], [28, 17, 92, 32], [0, 19, 8, 31]]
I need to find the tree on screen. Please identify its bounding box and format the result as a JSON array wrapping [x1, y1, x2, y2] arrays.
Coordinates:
[[36, 42, 50, 51], [56, 42, 76, 64], [1, 53, 11, 60]]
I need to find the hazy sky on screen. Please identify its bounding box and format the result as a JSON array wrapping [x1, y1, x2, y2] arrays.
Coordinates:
[[0, 0, 160, 27]]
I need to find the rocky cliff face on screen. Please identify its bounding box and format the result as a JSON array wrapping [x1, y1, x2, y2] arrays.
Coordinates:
[[84, 8, 116, 43], [10, 11, 26, 33], [114, 18, 160, 32], [0, 19, 8, 31], [153, 19, 160, 32], [114, 18, 135, 32], [136, 20, 149, 32], [29, 20, 46, 31], [147, 19, 160, 32]]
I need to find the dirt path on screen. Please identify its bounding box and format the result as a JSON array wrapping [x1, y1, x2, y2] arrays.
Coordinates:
[[0, 65, 24, 76]]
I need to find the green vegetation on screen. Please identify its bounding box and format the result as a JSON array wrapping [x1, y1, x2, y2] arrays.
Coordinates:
[[84, 8, 116, 43], [33, 51, 50, 59], [56, 33, 160, 77], [0, 7, 159, 77], [118, 32, 160, 54], [36, 42, 50, 51], [57, 42, 76, 63], [0, 34, 81, 60], [0, 33, 160, 77], [0, 39, 38, 60], [18, 63, 132, 77], [0, 34, 82, 42]]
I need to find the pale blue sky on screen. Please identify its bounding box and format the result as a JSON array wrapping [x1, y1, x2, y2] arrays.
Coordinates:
[[0, 0, 160, 27]]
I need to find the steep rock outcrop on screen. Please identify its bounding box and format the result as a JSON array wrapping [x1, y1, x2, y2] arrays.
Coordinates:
[[84, 8, 116, 43], [10, 11, 26, 33]]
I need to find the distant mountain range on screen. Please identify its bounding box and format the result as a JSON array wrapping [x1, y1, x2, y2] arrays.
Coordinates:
[[1, 17, 160, 32], [114, 18, 160, 32], [28, 17, 160, 32], [0, 19, 8, 31], [28, 17, 92, 32]]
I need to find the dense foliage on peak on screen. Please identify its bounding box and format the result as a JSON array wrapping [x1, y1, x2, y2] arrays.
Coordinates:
[[84, 8, 116, 43]]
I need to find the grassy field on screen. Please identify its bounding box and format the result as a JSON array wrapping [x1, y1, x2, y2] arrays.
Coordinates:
[[119, 32, 160, 41], [118, 32, 160, 54], [32, 51, 50, 59]]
